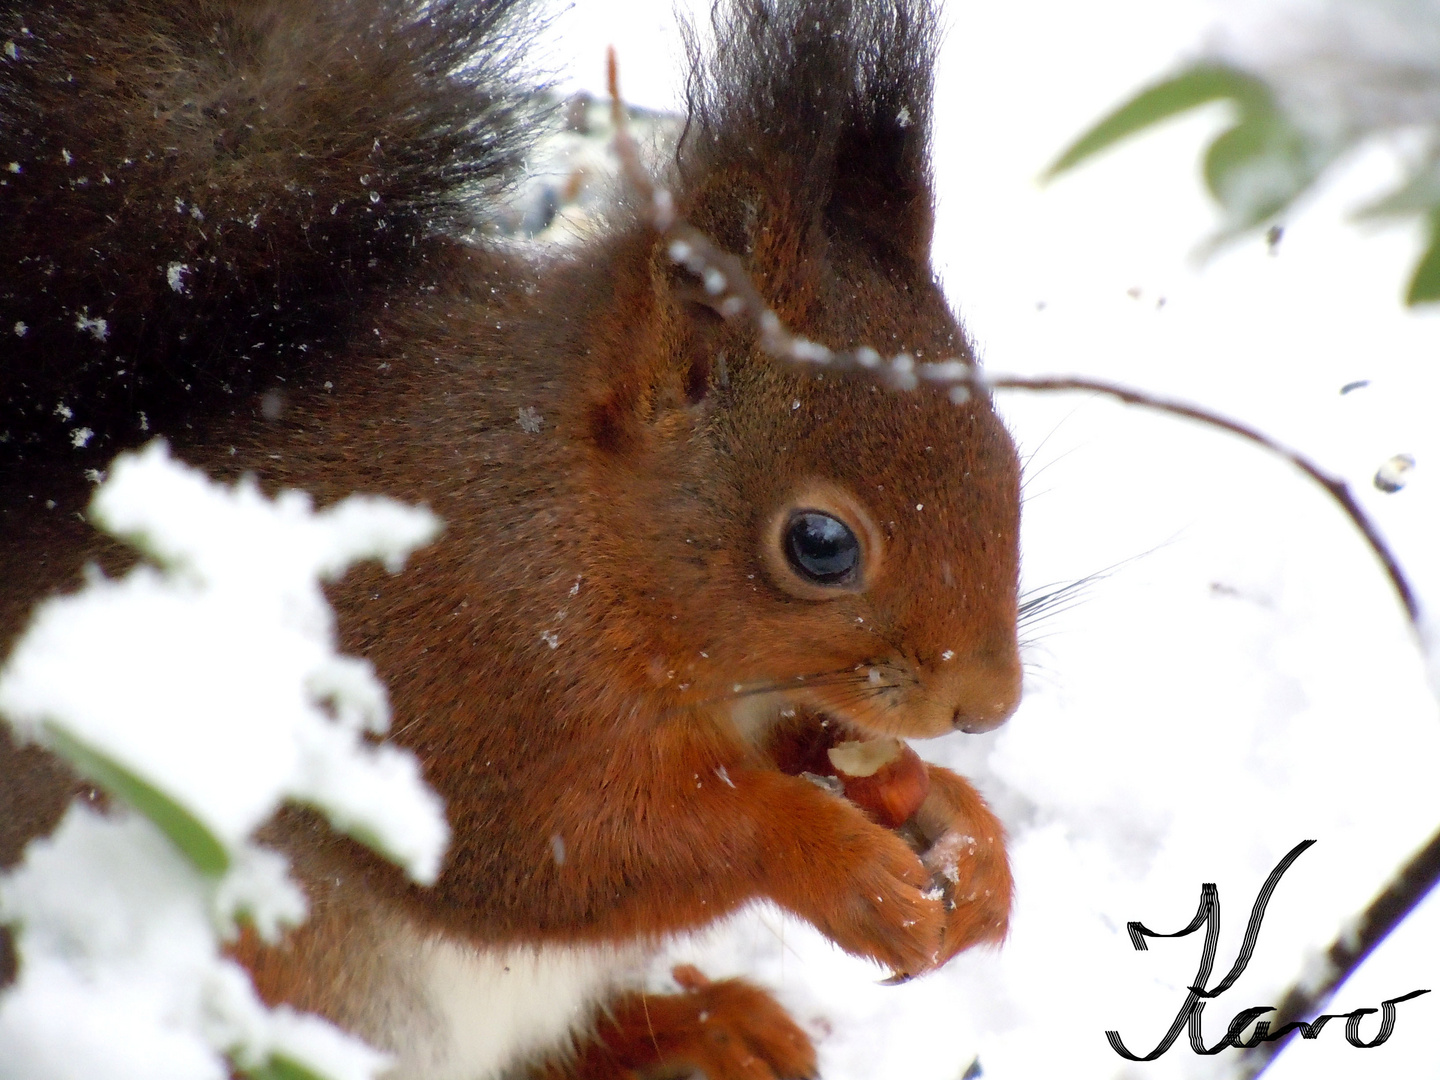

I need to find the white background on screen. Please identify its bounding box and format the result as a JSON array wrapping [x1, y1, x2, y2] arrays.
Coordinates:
[[540, 3, 1440, 1078]]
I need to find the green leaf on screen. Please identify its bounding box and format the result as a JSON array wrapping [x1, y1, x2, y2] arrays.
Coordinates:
[[43, 723, 230, 875], [1202, 111, 1318, 229], [1356, 166, 1440, 219], [240, 1054, 333, 1080], [1405, 211, 1440, 304], [1044, 63, 1272, 180]]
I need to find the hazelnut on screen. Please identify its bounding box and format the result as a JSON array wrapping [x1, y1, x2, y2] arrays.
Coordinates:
[[827, 738, 930, 828]]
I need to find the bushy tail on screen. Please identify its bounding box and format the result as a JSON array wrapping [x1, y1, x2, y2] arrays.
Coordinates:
[[0, 0, 543, 458]]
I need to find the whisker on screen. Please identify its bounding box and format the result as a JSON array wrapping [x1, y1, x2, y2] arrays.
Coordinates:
[[1019, 400, 1091, 492], [672, 667, 862, 713], [1019, 577, 1096, 625], [813, 683, 894, 708], [1019, 590, 1092, 627], [1018, 548, 1158, 629], [673, 662, 907, 722], [1020, 443, 1082, 499], [721, 664, 897, 700]]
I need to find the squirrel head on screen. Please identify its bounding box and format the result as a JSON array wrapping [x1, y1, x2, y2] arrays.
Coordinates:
[[566, 0, 1020, 742]]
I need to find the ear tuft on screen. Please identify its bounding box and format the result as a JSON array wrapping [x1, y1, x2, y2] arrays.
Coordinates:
[[678, 0, 939, 271]]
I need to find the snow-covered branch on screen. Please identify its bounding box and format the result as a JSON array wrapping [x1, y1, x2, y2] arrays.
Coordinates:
[[0, 442, 448, 1080]]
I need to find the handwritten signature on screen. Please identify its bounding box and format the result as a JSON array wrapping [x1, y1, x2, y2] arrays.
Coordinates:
[[1107, 840, 1429, 1059]]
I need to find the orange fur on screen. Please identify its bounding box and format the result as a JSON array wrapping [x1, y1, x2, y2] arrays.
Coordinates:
[[537, 966, 818, 1080]]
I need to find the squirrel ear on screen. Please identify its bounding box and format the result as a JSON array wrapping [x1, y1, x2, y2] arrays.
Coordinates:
[[582, 272, 725, 456], [590, 1, 941, 453], [676, 301, 725, 406], [676, 0, 939, 289]]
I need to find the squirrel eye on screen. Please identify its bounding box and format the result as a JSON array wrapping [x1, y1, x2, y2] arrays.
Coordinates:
[[784, 511, 860, 585]]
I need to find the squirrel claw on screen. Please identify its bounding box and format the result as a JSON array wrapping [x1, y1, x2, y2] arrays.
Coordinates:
[[908, 764, 1013, 965]]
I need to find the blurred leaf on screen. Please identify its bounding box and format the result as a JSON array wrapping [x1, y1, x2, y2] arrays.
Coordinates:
[[1049, 38, 1440, 305], [241, 1055, 332, 1080], [1356, 166, 1440, 219], [1044, 63, 1271, 180], [1203, 110, 1321, 230], [43, 723, 230, 875], [1405, 210, 1440, 304]]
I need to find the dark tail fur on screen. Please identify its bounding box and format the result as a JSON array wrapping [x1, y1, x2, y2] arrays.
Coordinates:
[[0, 0, 544, 459]]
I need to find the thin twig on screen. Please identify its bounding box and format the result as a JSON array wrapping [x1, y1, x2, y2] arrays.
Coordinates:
[[983, 376, 1418, 624], [606, 53, 1435, 1068]]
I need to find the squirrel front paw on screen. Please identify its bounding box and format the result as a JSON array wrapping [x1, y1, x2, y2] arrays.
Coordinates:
[[783, 806, 948, 979], [551, 965, 816, 1080], [736, 761, 948, 978], [905, 764, 1012, 969]]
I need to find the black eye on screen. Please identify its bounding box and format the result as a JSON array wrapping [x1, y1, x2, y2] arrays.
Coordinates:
[[784, 511, 860, 585]]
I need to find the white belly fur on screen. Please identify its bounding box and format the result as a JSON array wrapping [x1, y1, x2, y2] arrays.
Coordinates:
[[382, 932, 645, 1080]]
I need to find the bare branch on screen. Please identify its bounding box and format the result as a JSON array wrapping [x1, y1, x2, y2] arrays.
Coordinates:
[[1236, 824, 1440, 1077], [982, 375, 1418, 625]]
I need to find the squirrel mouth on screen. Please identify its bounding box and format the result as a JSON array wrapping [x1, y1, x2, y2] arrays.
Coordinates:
[[764, 707, 865, 776], [764, 709, 931, 830]]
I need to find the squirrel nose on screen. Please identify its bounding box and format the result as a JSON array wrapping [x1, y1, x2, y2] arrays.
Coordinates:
[[945, 654, 1022, 734], [953, 706, 1012, 734]]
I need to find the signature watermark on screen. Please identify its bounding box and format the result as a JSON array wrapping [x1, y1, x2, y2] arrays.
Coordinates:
[[1107, 840, 1430, 1060]]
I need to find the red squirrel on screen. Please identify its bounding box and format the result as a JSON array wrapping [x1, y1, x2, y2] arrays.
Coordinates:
[[0, 0, 1022, 1076]]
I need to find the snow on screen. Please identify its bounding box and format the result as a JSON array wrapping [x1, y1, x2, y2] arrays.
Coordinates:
[[0, 441, 448, 881], [73, 311, 108, 341], [0, 441, 447, 1080], [167, 263, 191, 295], [550, 3, 1440, 1079], [0, 807, 390, 1080], [1, 816, 233, 1080]]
